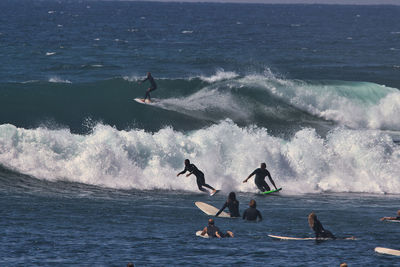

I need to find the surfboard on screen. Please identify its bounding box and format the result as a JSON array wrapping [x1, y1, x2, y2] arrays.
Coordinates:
[[260, 187, 282, 195], [196, 230, 209, 238], [268, 234, 355, 240], [210, 189, 220, 196], [386, 219, 400, 223], [195, 201, 230, 218], [133, 98, 159, 105], [375, 247, 400, 256]]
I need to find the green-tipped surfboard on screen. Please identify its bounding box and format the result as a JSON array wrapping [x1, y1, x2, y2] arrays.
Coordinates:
[[260, 187, 282, 195]]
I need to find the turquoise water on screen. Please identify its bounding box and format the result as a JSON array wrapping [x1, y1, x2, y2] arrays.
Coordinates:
[[1, 1, 400, 265]]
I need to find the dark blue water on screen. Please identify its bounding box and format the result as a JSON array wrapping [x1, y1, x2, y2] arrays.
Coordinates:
[[1, 1, 400, 265]]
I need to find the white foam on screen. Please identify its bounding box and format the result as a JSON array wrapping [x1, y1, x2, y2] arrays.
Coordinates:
[[0, 122, 399, 195], [237, 72, 400, 131], [49, 77, 71, 84], [199, 69, 239, 83], [46, 52, 56, 56]]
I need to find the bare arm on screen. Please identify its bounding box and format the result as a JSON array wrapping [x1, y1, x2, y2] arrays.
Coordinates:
[[380, 216, 397, 221], [200, 227, 207, 236]]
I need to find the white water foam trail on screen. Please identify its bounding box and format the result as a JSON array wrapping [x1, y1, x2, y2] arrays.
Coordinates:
[[0, 121, 399, 194], [238, 74, 400, 130]]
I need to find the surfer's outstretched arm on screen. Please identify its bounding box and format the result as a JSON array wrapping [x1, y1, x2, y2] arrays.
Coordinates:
[[243, 170, 256, 183], [267, 173, 278, 189]]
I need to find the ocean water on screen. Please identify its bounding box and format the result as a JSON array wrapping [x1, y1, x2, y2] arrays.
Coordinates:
[[1, 0, 400, 266]]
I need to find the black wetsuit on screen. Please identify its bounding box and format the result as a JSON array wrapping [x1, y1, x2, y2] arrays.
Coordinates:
[[312, 218, 335, 239], [242, 207, 262, 221], [206, 225, 230, 238], [178, 164, 215, 192], [206, 225, 220, 237], [142, 74, 157, 100], [216, 200, 240, 217], [250, 168, 272, 192]]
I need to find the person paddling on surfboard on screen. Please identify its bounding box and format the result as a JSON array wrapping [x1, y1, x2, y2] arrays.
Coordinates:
[[242, 199, 262, 221], [243, 163, 278, 192], [216, 192, 240, 218], [308, 212, 335, 239], [200, 218, 234, 238], [380, 210, 400, 221], [177, 159, 217, 195], [138, 72, 157, 102]]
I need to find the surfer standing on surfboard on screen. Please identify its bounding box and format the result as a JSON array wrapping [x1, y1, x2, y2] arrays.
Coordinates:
[[243, 163, 278, 192], [177, 159, 217, 195], [138, 72, 157, 102]]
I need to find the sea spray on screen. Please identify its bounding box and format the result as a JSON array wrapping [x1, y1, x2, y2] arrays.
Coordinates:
[[1, 121, 399, 194]]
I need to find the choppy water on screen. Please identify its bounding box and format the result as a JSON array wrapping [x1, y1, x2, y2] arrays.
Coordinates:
[[1, 1, 400, 265]]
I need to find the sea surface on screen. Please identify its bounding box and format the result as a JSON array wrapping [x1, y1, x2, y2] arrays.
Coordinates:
[[1, 0, 400, 266]]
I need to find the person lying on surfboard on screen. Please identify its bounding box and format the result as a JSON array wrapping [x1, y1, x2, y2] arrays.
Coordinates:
[[243, 163, 278, 192], [200, 218, 234, 238], [216, 192, 240, 218], [308, 212, 336, 239], [138, 72, 157, 102], [177, 159, 217, 195], [242, 199, 262, 222], [380, 210, 400, 221]]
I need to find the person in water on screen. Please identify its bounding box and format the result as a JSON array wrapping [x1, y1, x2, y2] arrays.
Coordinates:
[[139, 72, 157, 102], [243, 163, 278, 192], [380, 210, 400, 221], [177, 159, 217, 194], [242, 199, 262, 221], [308, 212, 336, 239], [216, 192, 240, 218], [200, 218, 234, 238]]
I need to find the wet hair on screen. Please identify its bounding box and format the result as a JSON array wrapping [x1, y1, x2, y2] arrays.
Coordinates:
[[249, 199, 256, 208], [228, 192, 237, 203], [184, 159, 190, 165], [308, 212, 316, 229], [397, 210, 400, 216], [127, 263, 134, 267], [208, 218, 214, 225], [261, 163, 266, 169]]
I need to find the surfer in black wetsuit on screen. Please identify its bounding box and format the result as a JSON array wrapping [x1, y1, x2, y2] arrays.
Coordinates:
[[242, 199, 262, 221], [139, 72, 157, 102], [308, 212, 336, 239], [177, 159, 217, 195], [216, 192, 240, 218], [380, 210, 400, 221], [243, 163, 278, 192], [200, 218, 234, 238]]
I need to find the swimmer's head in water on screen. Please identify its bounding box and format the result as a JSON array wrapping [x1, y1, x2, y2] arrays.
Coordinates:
[[249, 199, 256, 208]]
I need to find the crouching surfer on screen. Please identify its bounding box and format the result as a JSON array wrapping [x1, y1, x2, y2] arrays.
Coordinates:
[[177, 159, 217, 195], [308, 212, 336, 239], [200, 219, 234, 238], [243, 163, 278, 192]]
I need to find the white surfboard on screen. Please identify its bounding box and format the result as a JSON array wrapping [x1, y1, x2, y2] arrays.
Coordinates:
[[195, 201, 230, 218], [268, 234, 315, 240], [196, 230, 209, 238], [375, 247, 400, 256], [133, 98, 159, 105], [386, 219, 400, 223], [268, 234, 355, 241]]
